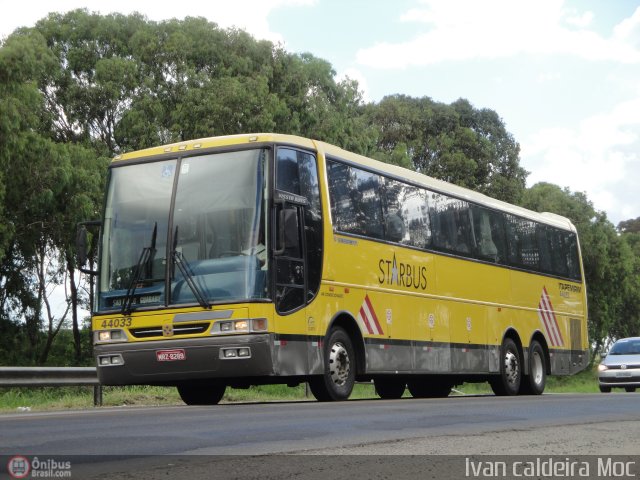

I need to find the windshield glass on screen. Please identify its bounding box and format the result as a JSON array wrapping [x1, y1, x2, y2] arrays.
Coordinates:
[[99, 161, 175, 311], [97, 149, 268, 313], [609, 339, 640, 355], [171, 149, 267, 306]]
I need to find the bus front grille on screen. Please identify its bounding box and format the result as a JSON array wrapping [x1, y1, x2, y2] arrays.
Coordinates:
[[129, 323, 210, 338]]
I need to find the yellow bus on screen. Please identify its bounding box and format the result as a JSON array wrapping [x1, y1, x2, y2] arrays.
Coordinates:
[[81, 133, 588, 404]]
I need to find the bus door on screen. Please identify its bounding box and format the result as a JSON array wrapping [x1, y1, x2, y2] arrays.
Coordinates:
[[272, 147, 323, 376]]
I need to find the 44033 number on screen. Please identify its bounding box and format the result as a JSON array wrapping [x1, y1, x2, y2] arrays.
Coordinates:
[[100, 317, 132, 329]]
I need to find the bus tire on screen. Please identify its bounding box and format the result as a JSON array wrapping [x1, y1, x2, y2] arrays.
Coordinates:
[[309, 327, 355, 402], [407, 377, 452, 398], [177, 382, 226, 405], [374, 377, 406, 399], [519, 340, 546, 395], [490, 337, 521, 396]]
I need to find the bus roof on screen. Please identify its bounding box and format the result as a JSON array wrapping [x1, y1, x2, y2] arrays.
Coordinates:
[[112, 133, 317, 162], [113, 132, 577, 233]]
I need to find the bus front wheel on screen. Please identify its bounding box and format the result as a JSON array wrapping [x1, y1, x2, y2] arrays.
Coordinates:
[[177, 382, 226, 405], [309, 327, 356, 401], [490, 337, 521, 396]]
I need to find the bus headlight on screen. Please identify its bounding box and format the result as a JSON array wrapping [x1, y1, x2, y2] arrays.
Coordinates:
[[252, 318, 268, 331], [234, 320, 249, 332], [220, 347, 252, 359], [211, 318, 268, 334], [95, 329, 127, 343], [98, 354, 125, 366]]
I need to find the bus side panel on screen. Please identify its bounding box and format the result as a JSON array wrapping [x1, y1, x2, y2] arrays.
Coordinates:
[[411, 299, 451, 373], [434, 255, 510, 374], [509, 269, 588, 375]]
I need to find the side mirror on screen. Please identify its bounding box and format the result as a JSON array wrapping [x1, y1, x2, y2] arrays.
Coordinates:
[[76, 225, 89, 266], [274, 206, 300, 256], [76, 221, 101, 275]]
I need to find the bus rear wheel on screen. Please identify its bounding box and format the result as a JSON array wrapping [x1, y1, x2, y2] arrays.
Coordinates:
[[407, 377, 452, 398], [177, 382, 226, 405], [490, 337, 521, 396], [309, 327, 356, 402], [374, 377, 406, 399], [519, 340, 546, 395]]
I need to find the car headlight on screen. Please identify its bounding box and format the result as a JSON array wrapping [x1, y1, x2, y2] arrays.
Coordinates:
[[597, 364, 608, 372]]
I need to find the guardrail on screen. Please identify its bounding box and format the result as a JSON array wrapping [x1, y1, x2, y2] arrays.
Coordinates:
[[0, 367, 102, 406]]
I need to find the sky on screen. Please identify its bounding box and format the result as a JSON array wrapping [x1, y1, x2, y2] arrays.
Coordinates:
[[2, 0, 640, 225]]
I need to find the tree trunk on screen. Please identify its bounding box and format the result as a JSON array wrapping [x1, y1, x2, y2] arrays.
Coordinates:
[[67, 256, 81, 363]]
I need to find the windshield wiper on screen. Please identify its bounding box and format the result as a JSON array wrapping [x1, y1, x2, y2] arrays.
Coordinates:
[[172, 226, 210, 310], [121, 223, 157, 315]]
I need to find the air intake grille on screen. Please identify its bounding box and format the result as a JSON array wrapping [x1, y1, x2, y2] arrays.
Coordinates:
[[129, 323, 209, 338]]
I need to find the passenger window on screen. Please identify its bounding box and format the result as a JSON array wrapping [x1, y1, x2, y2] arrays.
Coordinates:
[[429, 192, 473, 256], [537, 225, 553, 273], [352, 169, 384, 239], [506, 215, 539, 269], [327, 161, 353, 233], [384, 178, 431, 248], [327, 161, 384, 240], [471, 205, 506, 263], [565, 233, 581, 281]]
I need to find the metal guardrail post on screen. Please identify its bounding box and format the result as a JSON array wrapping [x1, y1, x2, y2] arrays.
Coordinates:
[[93, 385, 103, 407]]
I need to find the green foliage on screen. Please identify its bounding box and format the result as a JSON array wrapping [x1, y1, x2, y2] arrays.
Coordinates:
[[618, 217, 640, 234], [364, 95, 526, 203], [0, 23, 107, 364]]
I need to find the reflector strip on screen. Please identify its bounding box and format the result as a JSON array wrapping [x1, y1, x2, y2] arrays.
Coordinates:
[[537, 286, 565, 347], [357, 294, 384, 336]]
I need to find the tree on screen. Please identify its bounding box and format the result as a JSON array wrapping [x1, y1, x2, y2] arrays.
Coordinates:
[[618, 217, 640, 234], [0, 29, 57, 363], [0, 28, 106, 364], [364, 95, 527, 203]]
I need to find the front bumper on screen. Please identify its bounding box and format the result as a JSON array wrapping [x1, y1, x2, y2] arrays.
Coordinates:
[[598, 368, 640, 389], [95, 333, 274, 385]]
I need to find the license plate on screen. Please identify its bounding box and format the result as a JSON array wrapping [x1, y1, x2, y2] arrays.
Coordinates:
[[156, 349, 186, 362], [616, 371, 632, 377]]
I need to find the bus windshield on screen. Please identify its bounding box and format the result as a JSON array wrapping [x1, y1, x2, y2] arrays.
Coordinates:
[[98, 149, 268, 312]]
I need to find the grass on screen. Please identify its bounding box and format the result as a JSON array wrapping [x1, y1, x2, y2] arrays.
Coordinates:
[[0, 385, 181, 412], [0, 369, 602, 413], [546, 368, 600, 393]]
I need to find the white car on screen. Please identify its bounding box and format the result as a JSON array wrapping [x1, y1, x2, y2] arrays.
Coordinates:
[[598, 337, 640, 393]]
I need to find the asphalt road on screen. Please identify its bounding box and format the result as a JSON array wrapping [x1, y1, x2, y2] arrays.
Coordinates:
[[1, 393, 640, 479]]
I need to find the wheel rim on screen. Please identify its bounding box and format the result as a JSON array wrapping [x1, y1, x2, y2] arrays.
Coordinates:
[[531, 350, 543, 386], [504, 349, 519, 385], [329, 341, 350, 386]]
